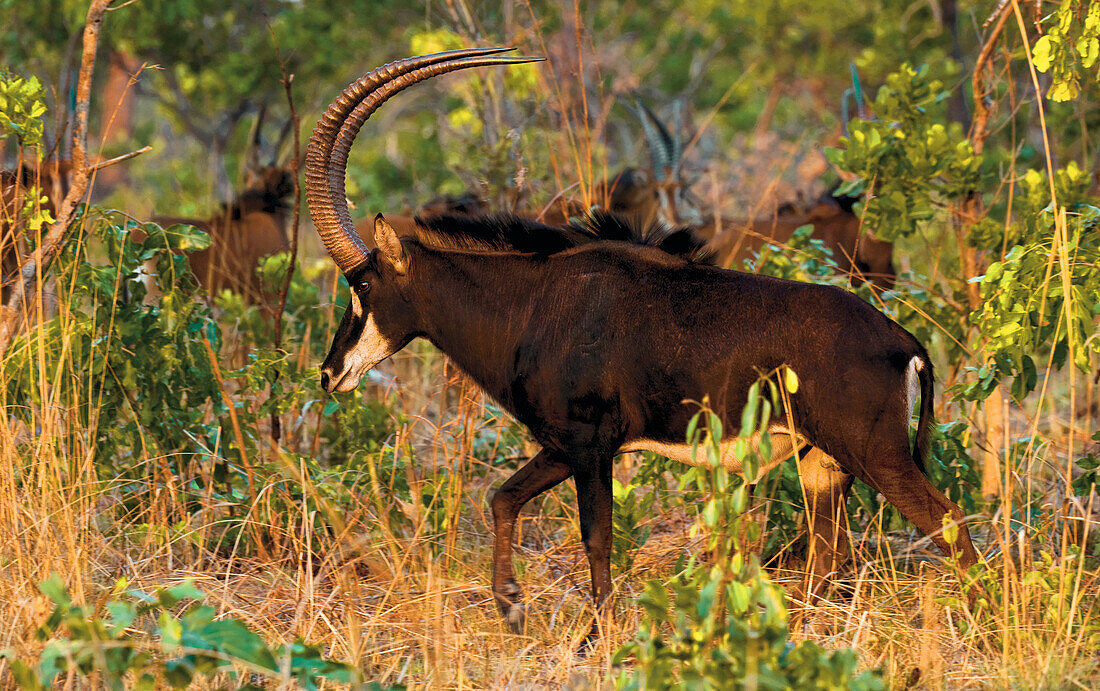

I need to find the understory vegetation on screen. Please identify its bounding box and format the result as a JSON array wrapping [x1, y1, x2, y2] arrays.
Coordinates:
[[3, 0, 1100, 688]]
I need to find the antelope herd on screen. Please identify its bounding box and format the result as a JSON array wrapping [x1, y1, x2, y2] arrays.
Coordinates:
[[4, 47, 979, 645]]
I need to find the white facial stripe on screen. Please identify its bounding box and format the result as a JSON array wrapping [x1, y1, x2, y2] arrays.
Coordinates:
[[351, 293, 364, 318], [330, 312, 399, 392]]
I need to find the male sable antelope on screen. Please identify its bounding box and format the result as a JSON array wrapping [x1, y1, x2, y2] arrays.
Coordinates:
[[306, 49, 978, 638]]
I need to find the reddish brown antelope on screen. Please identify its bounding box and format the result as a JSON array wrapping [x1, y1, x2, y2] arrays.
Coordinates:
[[152, 165, 293, 304], [624, 97, 896, 290], [703, 191, 897, 289], [305, 49, 978, 640], [149, 108, 294, 305]]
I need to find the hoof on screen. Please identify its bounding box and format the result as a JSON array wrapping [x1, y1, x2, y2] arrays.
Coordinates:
[[575, 625, 599, 657], [494, 579, 525, 634], [503, 601, 526, 634]]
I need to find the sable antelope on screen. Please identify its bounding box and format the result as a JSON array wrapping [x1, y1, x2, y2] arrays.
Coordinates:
[[150, 111, 294, 305], [625, 98, 896, 289], [306, 49, 978, 639]]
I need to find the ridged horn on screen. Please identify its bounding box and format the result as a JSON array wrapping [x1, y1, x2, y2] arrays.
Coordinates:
[[306, 48, 543, 273], [630, 95, 676, 182]]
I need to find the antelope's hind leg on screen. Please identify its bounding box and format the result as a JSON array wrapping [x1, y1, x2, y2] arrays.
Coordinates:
[[854, 439, 979, 569], [490, 449, 571, 633], [796, 447, 855, 603]]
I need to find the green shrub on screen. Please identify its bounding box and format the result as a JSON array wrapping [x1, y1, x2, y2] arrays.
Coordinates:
[[2, 574, 357, 690], [614, 377, 883, 690]]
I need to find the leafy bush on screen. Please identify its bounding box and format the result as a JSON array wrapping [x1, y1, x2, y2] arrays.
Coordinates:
[[614, 377, 882, 690], [612, 477, 656, 573], [1033, 0, 1100, 101], [3, 215, 222, 475], [2, 575, 357, 690], [615, 558, 882, 691]]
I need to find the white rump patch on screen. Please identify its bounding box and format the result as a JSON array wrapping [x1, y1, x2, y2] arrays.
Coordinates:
[[905, 356, 921, 421]]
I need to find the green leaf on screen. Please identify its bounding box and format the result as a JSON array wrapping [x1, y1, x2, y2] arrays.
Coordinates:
[[37, 573, 70, 607], [1048, 78, 1079, 102], [697, 578, 718, 620], [106, 601, 138, 636], [727, 581, 750, 614], [1077, 36, 1099, 67], [8, 658, 45, 691], [740, 383, 759, 436], [159, 611, 183, 653]]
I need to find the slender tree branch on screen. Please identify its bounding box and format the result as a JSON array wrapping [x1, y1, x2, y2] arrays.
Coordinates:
[[971, 0, 1014, 155], [955, 0, 1015, 500], [0, 0, 117, 355], [90, 145, 152, 172], [268, 24, 302, 443]]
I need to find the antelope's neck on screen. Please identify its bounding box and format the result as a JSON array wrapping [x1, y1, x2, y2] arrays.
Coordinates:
[[410, 249, 542, 401]]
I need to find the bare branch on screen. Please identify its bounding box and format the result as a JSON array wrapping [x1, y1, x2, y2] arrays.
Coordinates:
[[268, 20, 302, 444], [90, 145, 152, 172]]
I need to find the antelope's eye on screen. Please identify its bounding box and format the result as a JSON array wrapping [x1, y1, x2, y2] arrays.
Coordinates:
[[357, 282, 370, 294]]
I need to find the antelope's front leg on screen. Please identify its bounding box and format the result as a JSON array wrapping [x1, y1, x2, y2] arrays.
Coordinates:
[[573, 453, 615, 644], [490, 449, 571, 632]]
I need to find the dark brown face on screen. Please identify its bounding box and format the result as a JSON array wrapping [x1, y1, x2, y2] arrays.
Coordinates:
[[319, 252, 416, 393], [243, 165, 294, 202]]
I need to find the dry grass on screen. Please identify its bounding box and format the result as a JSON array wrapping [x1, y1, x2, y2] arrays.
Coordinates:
[[2, 9, 1100, 689], [2, 319, 1099, 688]]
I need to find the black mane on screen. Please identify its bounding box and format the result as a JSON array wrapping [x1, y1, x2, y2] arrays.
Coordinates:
[[412, 210, 715, 264]]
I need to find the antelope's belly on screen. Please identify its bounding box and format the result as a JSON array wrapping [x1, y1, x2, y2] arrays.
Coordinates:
[[618, 424, 800, 473]]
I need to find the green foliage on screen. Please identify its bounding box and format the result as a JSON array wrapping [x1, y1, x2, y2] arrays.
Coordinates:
[[598, 0, 961, 137], [826, 64, 981, 241], [3, 216, 223, 472], [0, 70, 46, 150], [614, 559, 883, 691], [1072, 436, 1100, 499], [2, 574, 356, 690], [612, 478, 655, 573], [950, 545, 1100, 648], [748, 225, 846, 283], [966, 201, 1100, 399], [614, 380, 882, 689], [926, 420, 981, 514], [1033, 0, 1100, 101], [0, 212, 401, 553]]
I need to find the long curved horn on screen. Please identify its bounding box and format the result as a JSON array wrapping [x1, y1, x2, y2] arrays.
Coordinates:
[[306, 48, 542, 273], [630, 95, 676, 182]]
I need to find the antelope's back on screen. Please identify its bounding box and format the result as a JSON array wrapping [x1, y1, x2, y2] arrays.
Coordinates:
[[529, 243, 918, 433]]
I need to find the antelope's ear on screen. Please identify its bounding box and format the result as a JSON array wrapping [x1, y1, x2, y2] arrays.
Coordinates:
[[374, 214, 407, 275]]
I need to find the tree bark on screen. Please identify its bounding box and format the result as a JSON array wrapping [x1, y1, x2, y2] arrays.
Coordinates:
[[0, 0, 117, 355], [961, 1, 1014, 500]]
